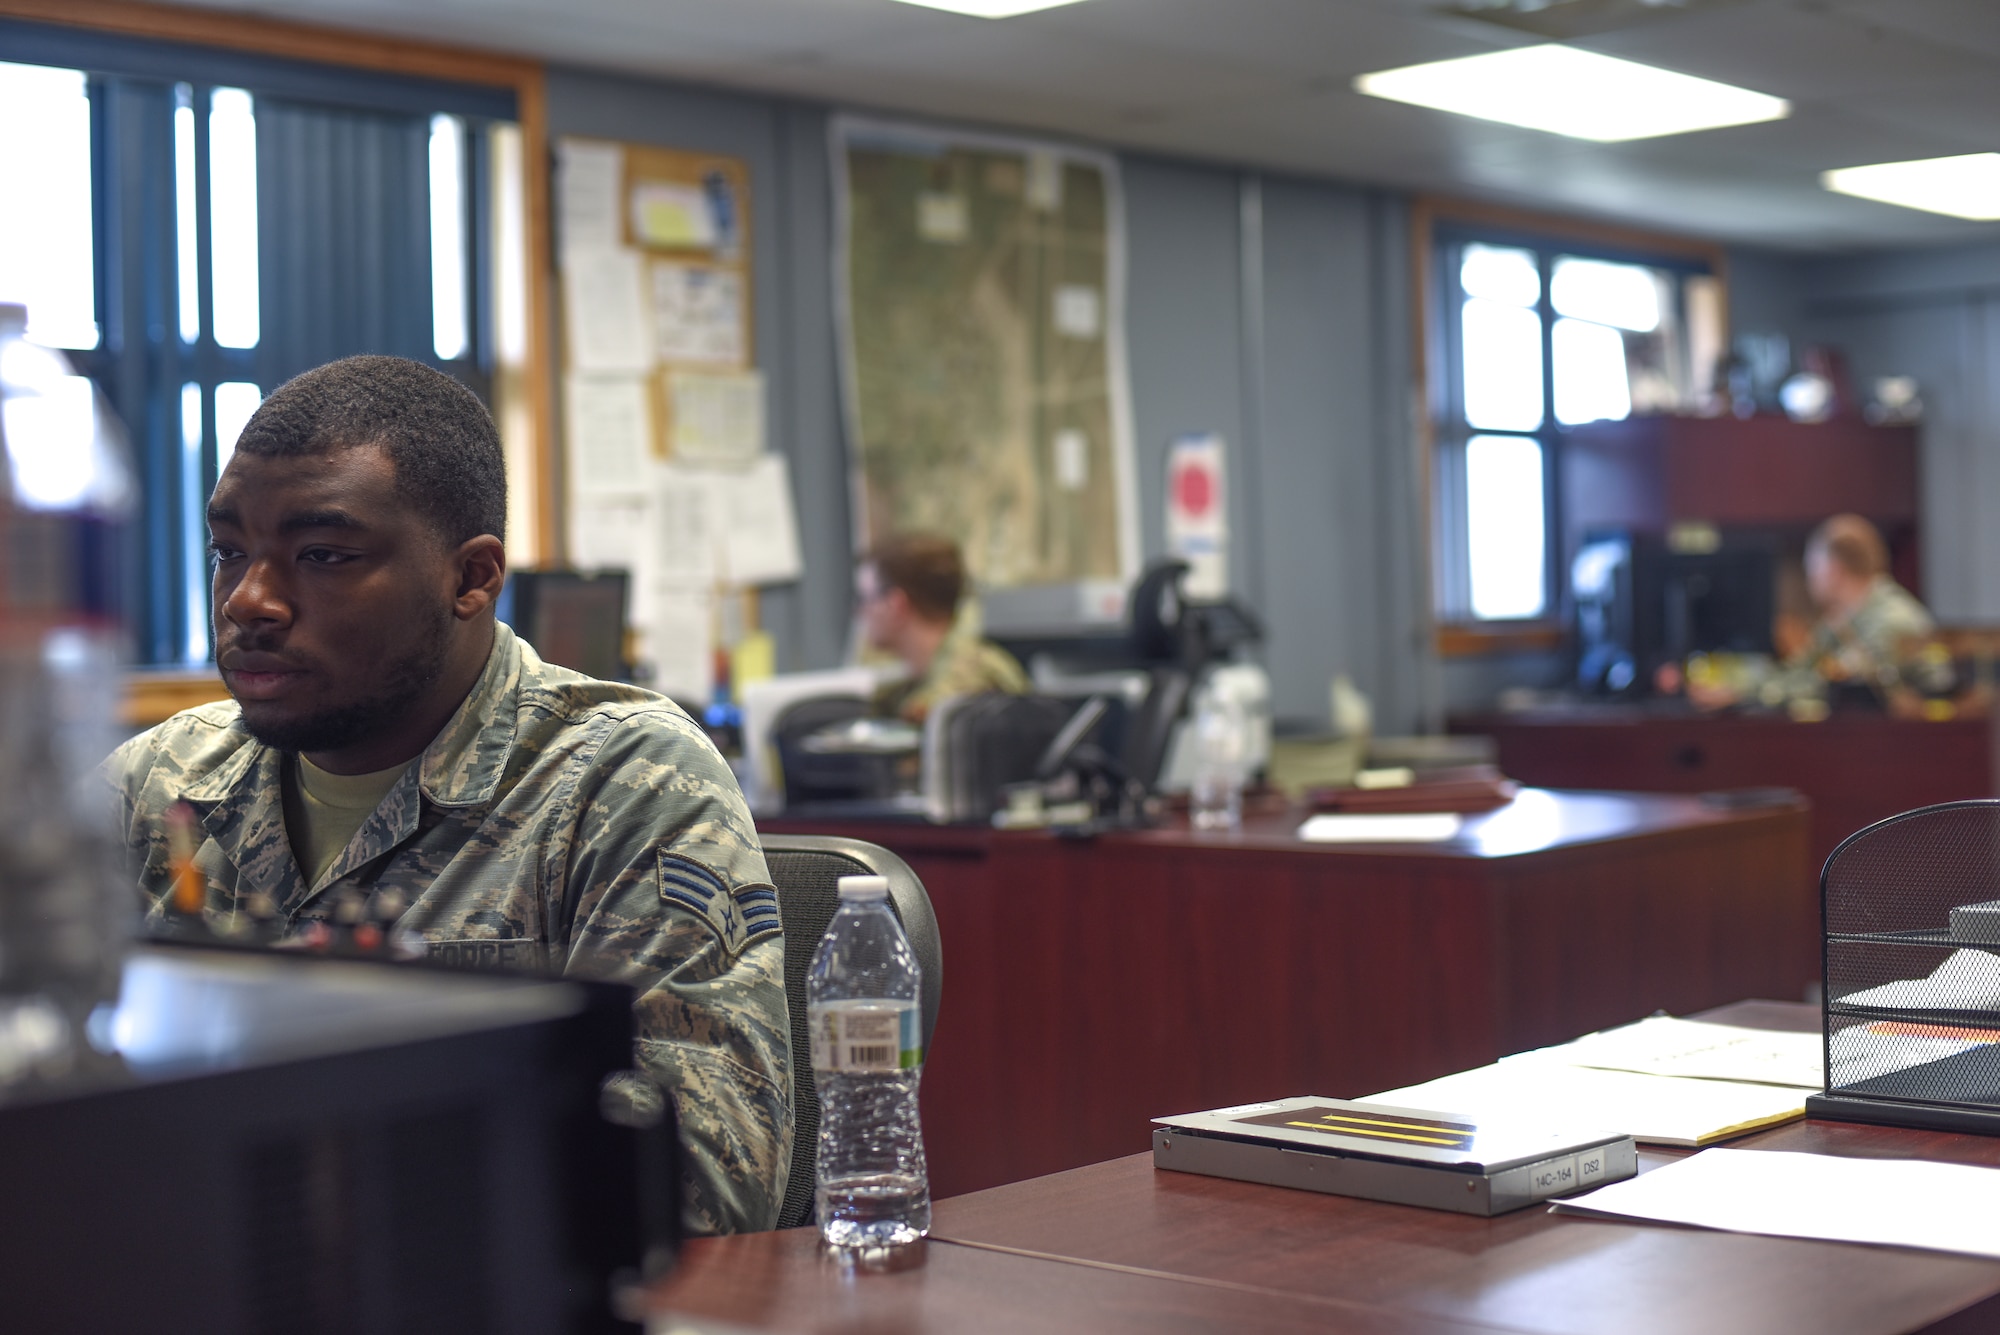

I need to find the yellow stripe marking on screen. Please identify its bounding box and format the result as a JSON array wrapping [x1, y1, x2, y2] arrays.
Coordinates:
[[1310, 1111, 1475, 1135], [1285, 1121, 1467, 1146]]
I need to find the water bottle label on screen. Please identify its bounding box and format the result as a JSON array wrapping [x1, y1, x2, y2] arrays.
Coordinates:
[[809, 1001, 922, 1073]]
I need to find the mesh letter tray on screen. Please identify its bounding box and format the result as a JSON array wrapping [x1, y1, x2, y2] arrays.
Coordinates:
[[1809, 800, 2000, 1134]]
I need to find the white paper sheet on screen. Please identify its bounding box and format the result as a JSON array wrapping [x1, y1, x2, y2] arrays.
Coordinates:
[[1296, 813, 1463, 843], [637, 583, 713, 705], [1830, 1023, 1993, 1086], [568, 496, 651, 582], [712, 455, 803, 586], [1843, 948, 2000, 1013], [652, 261, 746, 367], [668, 369, 765, 467], [1555, 1148, 2000, 1259], [565, 249, 654, 373], [1053, 284, 1101, 338], [557, 139, 622, 253], [1053, 428, 1088, 491], [1368, 1053, 1807, 1147], [1560, 1017, 1824, 1089], [564, 375, 652, 499], [651, 467, 718, 586]]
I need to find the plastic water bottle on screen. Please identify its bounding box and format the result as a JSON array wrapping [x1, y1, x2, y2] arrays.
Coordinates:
[[1188, 694, 1246, 833], [0, 305, 136, 1084], [807, 874, 929, 1251]]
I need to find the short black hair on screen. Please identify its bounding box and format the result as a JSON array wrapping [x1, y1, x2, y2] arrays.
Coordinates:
[[233, 355, 507, 546]]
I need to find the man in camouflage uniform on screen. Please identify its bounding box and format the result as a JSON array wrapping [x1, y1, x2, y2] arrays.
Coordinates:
[[1782, 513, 1941, 693], [103, 356, 789, 1235], [1689, 513, 1949, 711], [859, 533, 1028, 723]]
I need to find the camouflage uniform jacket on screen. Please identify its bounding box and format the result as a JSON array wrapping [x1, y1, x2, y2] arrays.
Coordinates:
[[875, 635, 1030, 723], [1772, 575, 1948, 699], [103, 623, 791, 1235]]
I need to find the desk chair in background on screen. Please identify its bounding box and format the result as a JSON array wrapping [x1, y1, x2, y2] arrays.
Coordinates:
[[768, 694, 876, 806], [761, 835, 943, 1231]]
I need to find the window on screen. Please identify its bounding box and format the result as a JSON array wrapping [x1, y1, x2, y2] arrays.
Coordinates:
[[0, 62, 96, 350], [1432, 231, 1716, 627], [0, 31, 519, 665]]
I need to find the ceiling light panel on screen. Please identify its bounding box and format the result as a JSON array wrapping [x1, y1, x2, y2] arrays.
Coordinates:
[[891, 0, 1089, 16], [1354, 45, 1789, 142], [1821, 154, 2000, 222]]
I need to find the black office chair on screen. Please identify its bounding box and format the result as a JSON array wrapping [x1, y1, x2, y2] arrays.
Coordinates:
[[769, 694, 884, 806], [761, 835, 943, 1231]]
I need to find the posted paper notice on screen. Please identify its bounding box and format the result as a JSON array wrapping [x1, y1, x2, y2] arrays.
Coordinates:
[[565, 375, 652, 499], [653, 261, 746, 367], [669, 369, 765, 467], [713, 455, 803, 586], [565, 249, 654, 373], [558, 139, 622, 254]]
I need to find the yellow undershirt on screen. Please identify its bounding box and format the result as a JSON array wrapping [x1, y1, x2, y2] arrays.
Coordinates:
[[283, 753, 412, 890]]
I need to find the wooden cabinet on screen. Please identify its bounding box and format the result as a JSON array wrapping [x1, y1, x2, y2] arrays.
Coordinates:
[[1562, 415, 1921, 589], [1453, 710, 1995, 883]]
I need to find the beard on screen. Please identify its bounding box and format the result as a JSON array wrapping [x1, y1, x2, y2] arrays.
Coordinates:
[[234, 602, 455, 755]]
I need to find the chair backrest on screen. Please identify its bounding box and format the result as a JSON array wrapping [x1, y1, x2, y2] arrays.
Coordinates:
[[920, 692, 1081, 822], [770, 694, 882, 805], [760, 835, 942, 1231]]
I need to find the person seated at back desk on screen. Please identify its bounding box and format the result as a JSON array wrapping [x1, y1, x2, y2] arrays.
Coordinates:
[[102, 356, 790, 1235], [858, 533, 1028, 723], [1685, 512, 1947, 711]]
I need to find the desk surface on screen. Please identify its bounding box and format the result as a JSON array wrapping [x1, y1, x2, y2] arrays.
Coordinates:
[[764, 795, 1814, 1198], [656, 1002, 2000, 1335], [769, 786, 1803, 862]]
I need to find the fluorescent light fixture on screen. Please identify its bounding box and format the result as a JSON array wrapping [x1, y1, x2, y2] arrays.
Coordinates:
[[891, 0, 1087, 15], [1355, 45, 1788, 142], [1821, 154, 2000, 221]]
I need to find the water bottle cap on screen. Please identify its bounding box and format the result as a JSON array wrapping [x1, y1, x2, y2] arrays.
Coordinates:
[[837, 875, 890, 902]]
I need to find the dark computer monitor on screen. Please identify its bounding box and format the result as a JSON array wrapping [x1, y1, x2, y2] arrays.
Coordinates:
[[1574, 532, 1776, 696], [499, 569, 630, 682]]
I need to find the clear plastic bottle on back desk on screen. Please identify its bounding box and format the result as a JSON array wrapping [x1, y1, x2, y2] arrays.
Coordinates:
[[807, 874, 929, 1252], [1188, 693, 1247, 833]]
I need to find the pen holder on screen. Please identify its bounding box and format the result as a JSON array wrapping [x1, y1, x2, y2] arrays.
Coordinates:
[[1808, 799, 2000, 1134]]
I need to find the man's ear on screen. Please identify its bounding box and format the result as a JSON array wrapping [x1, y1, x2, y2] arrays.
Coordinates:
[[452, 535, 507, 619]]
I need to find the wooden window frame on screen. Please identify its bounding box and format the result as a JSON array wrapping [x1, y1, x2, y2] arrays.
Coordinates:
[[0, 0, 556, 563], [1411, 195, 1729, 659]]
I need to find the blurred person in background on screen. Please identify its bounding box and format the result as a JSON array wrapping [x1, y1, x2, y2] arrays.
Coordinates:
[[1686, 513, 1948, 711], [858, 533, 1027, 723]]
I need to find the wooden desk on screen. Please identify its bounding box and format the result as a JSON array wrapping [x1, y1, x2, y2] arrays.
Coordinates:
[[1454, 709, 1997, 882], [763, 791, 1812, 1197], [656, 1002, 2000, 1334]]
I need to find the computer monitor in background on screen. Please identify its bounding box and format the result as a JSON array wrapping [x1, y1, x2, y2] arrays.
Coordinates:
[[1661, 541, 1776, 660], [1574, 532, 1776, 696], [498, 569, 630, 682]]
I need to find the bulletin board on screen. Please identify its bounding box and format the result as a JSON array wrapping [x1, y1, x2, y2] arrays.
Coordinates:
[[555, 135, 802, 703], [558, 136, 760, 464]]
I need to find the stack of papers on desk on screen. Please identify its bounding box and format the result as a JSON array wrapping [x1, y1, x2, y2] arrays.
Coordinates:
[[1554, 1148, 2000, 1259], [1841, 948, 2000, 1012], [1365, 1017, 1821, 1147]]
